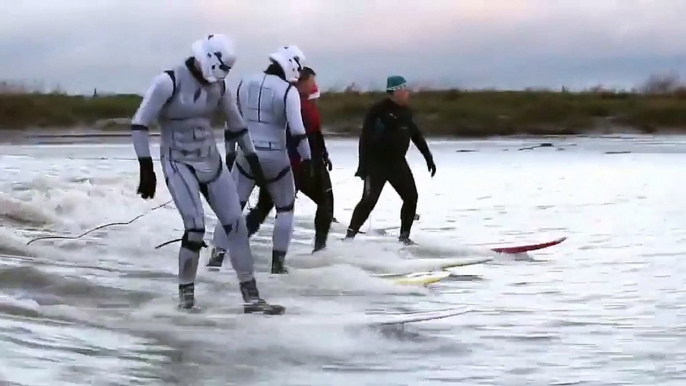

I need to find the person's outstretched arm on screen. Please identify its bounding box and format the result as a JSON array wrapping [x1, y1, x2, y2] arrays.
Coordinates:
[[407, 108, 436, 177]]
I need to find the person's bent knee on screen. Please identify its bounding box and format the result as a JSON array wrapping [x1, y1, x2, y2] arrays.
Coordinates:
[[357, 194, 377, 209], [275, 201, 295, 215], [318, 200, 334, 220], [181, 228, 206, 252], [405, 191, 418, 205], [273, 203, 295, 228], [220, 217, 242, 236]]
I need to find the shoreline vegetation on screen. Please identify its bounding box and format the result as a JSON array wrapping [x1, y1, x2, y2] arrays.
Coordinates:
[[1, 73, 685, 138]]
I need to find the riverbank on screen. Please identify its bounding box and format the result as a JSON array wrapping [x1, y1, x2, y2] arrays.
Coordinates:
[[1, 89, 685, 137]]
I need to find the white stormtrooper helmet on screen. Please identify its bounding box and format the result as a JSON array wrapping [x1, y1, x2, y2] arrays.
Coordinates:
[[268, 45, 305, 83], [191, 34, 237, 83]]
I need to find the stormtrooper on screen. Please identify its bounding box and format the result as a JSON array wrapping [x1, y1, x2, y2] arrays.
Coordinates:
[[209, 45, 313, 274], [130, 34, 284, 314]]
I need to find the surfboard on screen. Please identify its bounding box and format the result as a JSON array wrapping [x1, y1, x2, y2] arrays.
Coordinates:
[[381, 270, 451, 285], [375, 256, 493, 280], [366, 306, 472, 325], [491, 236, 567, 254], [376, 234, 567, 256], [190, 306, 472, 327]]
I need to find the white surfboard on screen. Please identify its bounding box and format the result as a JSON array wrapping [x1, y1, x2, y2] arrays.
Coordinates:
[[375, 256, 492, 278], [366, 306, 473, 325], [380, 270, 452, 285], [116, 301, 472, 329]]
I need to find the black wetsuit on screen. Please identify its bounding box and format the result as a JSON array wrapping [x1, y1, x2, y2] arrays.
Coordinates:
[[247, 163, 333, 243], [346, 97, 435, 243]]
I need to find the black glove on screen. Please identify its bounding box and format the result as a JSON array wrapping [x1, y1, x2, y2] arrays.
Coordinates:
[[245, 153, 267, 187], [426, 157, 436, 177], [323, 153, 333, 171], [137, 157, 157, 199], [225, 152, 236, 171]]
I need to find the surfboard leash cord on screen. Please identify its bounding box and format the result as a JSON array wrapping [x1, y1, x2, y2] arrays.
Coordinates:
[[25, 200, 173, 246]]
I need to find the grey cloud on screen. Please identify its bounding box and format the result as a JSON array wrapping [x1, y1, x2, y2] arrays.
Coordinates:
[[1, 0, 684, 94]]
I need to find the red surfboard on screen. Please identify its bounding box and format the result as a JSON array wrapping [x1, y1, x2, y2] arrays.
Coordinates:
[[491, 237, 567, 254]]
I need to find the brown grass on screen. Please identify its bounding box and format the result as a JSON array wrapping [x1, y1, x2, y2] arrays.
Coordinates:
[[1, 74, 685, 137]]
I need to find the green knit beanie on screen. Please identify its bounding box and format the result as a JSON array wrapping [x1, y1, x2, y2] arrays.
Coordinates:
[[386, 75, 407, 91]]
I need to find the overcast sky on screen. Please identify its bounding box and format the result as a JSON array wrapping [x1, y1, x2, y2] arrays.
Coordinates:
[[2, 0, 685, 94]]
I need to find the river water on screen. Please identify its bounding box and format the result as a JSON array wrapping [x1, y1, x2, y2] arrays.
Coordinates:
[[0, 135, 685, 385]]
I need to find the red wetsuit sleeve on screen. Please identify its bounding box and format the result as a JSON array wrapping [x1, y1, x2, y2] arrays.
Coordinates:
[[300, 97, 327, 165], [301, 97, 321, 134]]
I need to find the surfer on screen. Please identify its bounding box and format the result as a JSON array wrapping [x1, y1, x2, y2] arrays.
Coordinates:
[[307, 81, 339, 224], [345, 75, 436, 245], [209, 45, 313, 274], [226, 66, 335, 255], [130, 34, 283, 314]]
